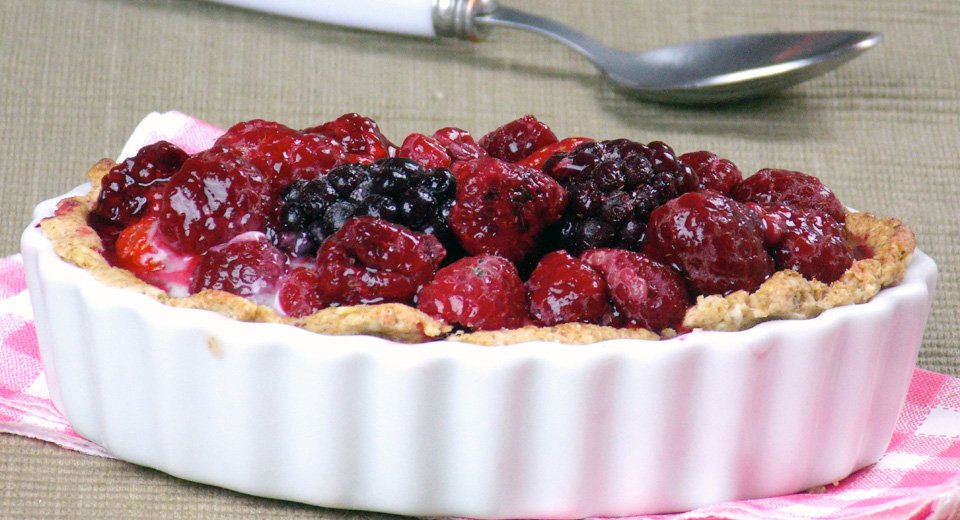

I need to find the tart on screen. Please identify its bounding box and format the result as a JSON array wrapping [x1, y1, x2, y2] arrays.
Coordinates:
[[21, 112, 937, 518], [40, 114, 915, 344]]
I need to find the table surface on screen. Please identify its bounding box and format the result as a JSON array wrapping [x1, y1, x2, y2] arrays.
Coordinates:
[[2, 0, 958, 517]]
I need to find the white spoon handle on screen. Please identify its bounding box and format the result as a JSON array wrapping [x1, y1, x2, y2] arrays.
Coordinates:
[[205, 0, 439, 37]]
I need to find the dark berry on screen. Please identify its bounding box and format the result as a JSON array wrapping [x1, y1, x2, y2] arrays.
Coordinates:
[[581, 248, 690, 331], [643, 191, 774, 295], [545, 139, 699, 253], [190, 232, 288, 304], [679, 150, 743, 195], [448, 157, 566, 262], [157, 146, 273, 255], [303, 113, 393, 164], [315, 217, 445, 306], [761, 205, 854, 283], [91, 141, 188, 228], [526, 251, 609, 326], [416, 255, 526, 331], [479, 115, 558, 163], [397, 133, 452, 169], [274, 158, 458, 256], [732, 168, 846, 223]]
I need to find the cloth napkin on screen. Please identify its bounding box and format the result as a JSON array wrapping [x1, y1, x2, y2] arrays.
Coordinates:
[[3, 112, 960, 519]]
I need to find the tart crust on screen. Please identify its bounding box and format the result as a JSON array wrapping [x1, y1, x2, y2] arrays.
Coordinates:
[[39, 159, 917, 345]]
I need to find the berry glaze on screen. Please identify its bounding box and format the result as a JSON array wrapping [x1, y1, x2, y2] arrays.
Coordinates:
[[88, 113, 872, 336]]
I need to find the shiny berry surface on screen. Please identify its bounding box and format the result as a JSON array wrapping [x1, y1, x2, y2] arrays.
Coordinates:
[[431, 127, 488, 162], [303, 113, 393, 164], [526, 251, 609, 326], [762, 205, 854, 283], [732, 168, 846, 223], [190, 232, 288, 304], [644, 191, 774, 295], [679, 150, 743, 195], [581, 248, 690, 331], [157, 146, 273, 255], [417, 255, 526, 331], [397, 133, 452, 169], [479, 114, 558, 163], [315, 217, 445, 306], [448, 158, 566, 262], [91, 141, 188, 228], [277, 267, 328, 318]]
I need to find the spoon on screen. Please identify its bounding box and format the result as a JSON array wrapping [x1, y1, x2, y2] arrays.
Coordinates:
[[205, 0, 882, 104]]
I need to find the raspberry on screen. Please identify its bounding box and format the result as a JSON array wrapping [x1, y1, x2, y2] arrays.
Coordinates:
[[315, 217, 445, 306], [732, 168, 846, 223], [303, 113, 393, 164], [416, 255, 526, 331], [157, 146, 273, 255], [216, 120, 346, 191], [545, 139, 699, 253], [526, 251, 609, 326], [581, 248, 690, 331], [397, 133, 452, 169], [431, 127, 488, 162], [274, 158, 457, 256], [448, 158, 566, 262], [479, 115, 558, 163], [215, 119, 299, 152], [679, 150, 743, 195], [644, 191, 774, 295], [190, 232, 288, 305], [113, 217, 199, 292], [91, 141, 188, 229], [277, 266, 328, 317], [760, 205, 854, 283], [517, 137, 594, 170]]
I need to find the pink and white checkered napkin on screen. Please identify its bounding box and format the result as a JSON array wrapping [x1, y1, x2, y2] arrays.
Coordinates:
[[3, 111, 960, 518]]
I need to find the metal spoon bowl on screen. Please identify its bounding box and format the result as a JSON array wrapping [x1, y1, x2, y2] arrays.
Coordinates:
[[473, 5, 882, 104]]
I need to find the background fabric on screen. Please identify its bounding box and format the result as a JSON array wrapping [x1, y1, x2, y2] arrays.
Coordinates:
[[1, 0, 957, 517]]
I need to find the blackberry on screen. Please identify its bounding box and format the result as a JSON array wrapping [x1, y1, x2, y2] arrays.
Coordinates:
[[544, 139, 698, 253], [273, 157, 457, 256]]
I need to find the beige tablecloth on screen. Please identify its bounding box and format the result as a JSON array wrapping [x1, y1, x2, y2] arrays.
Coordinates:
[[1, 0, 957, 517]]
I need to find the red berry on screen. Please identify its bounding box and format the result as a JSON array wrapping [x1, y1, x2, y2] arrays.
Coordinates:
[[92, 141, 188, 227], [277, 266, 328, 318], [114, 217, 199, 292], [581, 248, 690, 331], [252, 133, 346, 188], [190, 232, 288, 304], [315, 216, 445, 306], [679, 150, 743, 195], [762, 205, 854, 283], [517, 137, 594, 170], [732, 168, 846, 223], [416, 255, 526, 331], [644, 191, 774, 295], [526, 251, 609, 326], [448, 158, 567, 262], [397, 133, 452, 169], [215, 119, 299, 152], [479, 115, 559, 163], [431, 127, 488, 162], [303, 113, 393, 164], [158, 146, 273, 255]]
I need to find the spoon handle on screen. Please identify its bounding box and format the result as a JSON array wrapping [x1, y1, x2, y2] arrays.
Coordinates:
[[203, 0, 438, 37], [202, 0, 502, 40]]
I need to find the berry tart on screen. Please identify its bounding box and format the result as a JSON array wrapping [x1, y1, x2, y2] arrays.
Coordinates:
[[22, 112, 937, 518]]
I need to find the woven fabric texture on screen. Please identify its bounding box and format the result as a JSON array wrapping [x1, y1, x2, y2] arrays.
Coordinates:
[[1, 0, 957, 518]]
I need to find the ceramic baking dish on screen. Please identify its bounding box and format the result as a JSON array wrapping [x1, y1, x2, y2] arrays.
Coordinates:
[[21, 185, 937, 518]]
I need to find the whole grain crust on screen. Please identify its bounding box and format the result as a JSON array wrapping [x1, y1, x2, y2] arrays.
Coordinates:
[[40, 160, 917, 345]]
